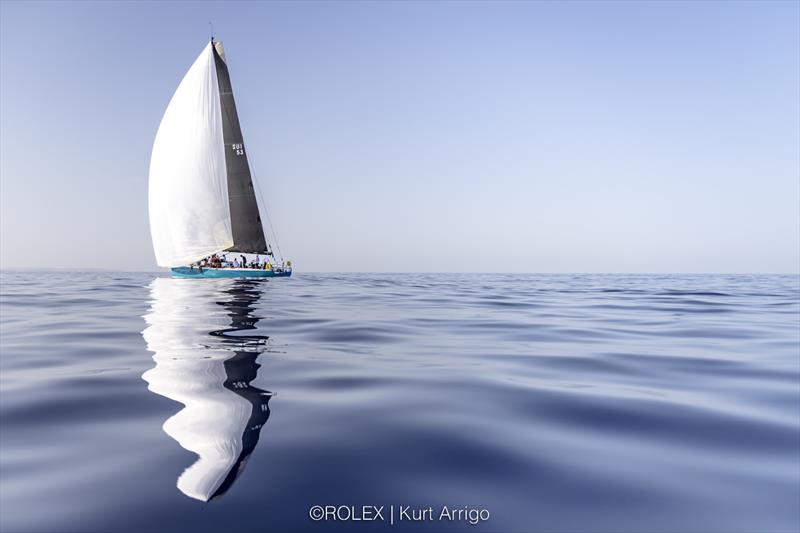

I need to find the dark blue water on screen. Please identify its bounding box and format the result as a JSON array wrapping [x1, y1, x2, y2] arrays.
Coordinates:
[[1, 272, 798, 532]]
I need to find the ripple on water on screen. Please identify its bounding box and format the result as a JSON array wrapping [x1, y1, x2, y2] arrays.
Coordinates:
[[0, 272, 798, 533]]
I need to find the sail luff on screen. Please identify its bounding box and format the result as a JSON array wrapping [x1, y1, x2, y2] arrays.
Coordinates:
[[212, 42, 269, 253]]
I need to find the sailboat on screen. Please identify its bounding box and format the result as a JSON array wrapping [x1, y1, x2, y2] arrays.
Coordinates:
[[148, 39, 291, 279]]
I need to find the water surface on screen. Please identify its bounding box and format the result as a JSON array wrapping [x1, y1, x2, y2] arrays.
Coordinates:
[[1, 272, 798, 532]]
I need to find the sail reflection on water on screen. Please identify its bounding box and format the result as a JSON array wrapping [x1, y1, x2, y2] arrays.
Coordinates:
[[141, 278, 273, 502]]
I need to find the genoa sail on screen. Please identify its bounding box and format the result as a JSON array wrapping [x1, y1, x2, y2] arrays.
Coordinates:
[[149, 42, 233, 268], [148, 41, 269, 268], [212, 42, 268, 254]]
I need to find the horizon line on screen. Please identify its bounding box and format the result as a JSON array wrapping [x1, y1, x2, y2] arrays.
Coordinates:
[[1, 268, 799, 276]]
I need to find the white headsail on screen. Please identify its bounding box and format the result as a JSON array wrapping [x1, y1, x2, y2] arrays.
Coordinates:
[[149, 43, 233, 267]]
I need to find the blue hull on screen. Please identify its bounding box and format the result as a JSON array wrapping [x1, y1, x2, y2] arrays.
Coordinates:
[[171, 267, 292, 279]]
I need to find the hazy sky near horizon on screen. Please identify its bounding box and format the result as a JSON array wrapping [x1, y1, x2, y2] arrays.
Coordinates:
[[1, 0, 798, 272]]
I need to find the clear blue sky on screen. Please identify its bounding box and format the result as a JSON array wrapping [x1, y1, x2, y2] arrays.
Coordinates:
[[1, 0, 798, 272]]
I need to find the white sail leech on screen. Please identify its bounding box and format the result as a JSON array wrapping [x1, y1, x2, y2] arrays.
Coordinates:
[[148, 43, 233, 267]]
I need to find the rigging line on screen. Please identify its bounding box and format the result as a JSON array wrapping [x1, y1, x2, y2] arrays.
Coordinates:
[[248, 156, 284, 263]]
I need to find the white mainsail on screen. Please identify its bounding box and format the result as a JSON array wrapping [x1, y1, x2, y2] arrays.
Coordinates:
[[148, 43, 233, 267]]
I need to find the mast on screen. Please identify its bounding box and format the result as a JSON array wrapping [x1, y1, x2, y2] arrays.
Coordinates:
[[211, 41, 269, 254]]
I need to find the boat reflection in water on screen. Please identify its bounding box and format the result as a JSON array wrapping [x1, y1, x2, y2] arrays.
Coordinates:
[[141, 278, 274, 502]]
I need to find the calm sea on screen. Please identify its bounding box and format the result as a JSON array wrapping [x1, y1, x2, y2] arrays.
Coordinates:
[[0, 272, 798, 533]]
